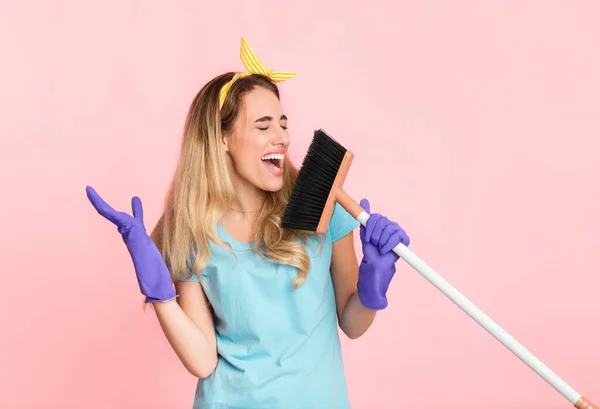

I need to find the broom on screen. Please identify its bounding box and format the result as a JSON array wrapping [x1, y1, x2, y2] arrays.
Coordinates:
[[281, 128, 597, 409]]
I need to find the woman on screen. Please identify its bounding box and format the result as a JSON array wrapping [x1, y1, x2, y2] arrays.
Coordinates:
[[86, 39, 410, 409]]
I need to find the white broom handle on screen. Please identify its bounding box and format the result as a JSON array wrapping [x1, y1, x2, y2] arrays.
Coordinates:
[[355, 210, 587, 406]]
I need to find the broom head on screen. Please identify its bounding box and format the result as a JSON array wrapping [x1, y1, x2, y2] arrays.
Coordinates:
[[281, 129, 354, 233]]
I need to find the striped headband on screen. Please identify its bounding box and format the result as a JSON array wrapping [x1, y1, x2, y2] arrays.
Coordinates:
[[218, 37, 296, 109]]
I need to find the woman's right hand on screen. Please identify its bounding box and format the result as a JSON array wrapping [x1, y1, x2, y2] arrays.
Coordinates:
[[86, 186, 177, 303]]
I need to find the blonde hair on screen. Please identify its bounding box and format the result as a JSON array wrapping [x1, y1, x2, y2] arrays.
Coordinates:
[[150, 72, 321, 288]]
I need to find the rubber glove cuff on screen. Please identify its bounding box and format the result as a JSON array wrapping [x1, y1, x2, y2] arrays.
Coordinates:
[[357, 259, 396, 310]]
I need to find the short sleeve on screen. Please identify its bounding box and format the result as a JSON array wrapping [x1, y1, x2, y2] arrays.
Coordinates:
[[178, 269, 199, 282], [177, 246, 200, 282], [328, 201, 360, 243]]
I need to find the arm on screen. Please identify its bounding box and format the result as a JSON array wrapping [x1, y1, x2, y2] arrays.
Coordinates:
[[153, 281, 218, 379], [84, 187, 218, 378], [330, 198, 410, 339], [331, 231, 377, 339]]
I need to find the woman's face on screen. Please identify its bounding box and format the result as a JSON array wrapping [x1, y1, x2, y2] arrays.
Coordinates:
[[224, 86, 290, 193]]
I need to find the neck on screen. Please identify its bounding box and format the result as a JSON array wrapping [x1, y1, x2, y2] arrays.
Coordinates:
[[228, 171, 266, 215], [230, 190, 265, 214]]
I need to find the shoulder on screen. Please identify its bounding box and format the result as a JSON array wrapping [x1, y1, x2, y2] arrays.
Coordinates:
[[175, 239, 226, 284], [328, 199, 360, 243]]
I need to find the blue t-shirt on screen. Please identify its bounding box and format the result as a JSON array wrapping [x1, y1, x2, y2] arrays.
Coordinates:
[[178, 202, 360, 409]]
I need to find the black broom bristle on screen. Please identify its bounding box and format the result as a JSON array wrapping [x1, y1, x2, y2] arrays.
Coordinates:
[[281, 129, 347, 232]]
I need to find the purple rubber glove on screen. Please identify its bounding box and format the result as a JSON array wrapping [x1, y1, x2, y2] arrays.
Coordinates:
[[86, 186, 176, 303], [357, 198, 410, 310]]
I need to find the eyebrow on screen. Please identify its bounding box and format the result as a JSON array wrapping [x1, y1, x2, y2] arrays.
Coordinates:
[[254, 115, 288, 123]]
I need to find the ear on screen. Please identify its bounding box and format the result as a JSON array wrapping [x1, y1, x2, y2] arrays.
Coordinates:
[[222, 133, 231, 152]]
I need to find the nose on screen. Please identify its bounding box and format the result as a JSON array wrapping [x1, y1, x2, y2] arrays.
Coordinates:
[[272, 126, 290, 148]]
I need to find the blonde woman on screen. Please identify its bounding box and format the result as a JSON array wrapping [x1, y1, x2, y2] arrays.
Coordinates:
[[86, 40, 410, 409]]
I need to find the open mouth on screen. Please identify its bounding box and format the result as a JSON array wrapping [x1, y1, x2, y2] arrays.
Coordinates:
[[261, 153, 284, 174]]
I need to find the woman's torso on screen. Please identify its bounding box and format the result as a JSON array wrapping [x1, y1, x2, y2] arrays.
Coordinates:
[[180, 203, 359, 409]]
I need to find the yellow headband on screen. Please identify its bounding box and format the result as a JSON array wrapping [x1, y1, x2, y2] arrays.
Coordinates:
[[218, 37, 296, 109]]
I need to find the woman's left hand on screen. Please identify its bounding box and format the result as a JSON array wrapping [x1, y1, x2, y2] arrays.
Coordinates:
[[356, 198, 410, 311]]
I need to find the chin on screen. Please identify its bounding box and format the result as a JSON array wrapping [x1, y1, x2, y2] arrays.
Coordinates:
[[259, 180, 284, 193], [251, 166, 285, 193]]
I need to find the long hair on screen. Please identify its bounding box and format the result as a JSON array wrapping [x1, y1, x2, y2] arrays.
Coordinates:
[[150, 72, 320, 289]]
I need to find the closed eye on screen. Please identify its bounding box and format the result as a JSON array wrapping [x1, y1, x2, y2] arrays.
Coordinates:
[[257, 125, 287, 131], [255, 114, 288, 131]]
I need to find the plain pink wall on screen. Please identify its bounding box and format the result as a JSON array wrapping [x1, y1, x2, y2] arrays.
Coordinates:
[[1, 1, 599, 408]]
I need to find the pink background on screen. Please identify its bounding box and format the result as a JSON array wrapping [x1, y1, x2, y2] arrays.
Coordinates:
[[1, 1, 599, 408]]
